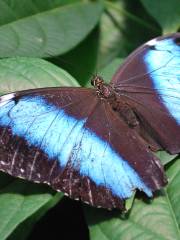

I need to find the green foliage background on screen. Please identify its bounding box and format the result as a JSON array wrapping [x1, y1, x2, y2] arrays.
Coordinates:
[[0, 0, 179, 239]]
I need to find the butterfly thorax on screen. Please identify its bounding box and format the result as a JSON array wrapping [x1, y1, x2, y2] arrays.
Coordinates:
[[91, 75, 139, 127], [91, 75, 115, 99]]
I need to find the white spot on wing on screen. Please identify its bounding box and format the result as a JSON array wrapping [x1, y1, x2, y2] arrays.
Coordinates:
[[10, 147, 19, 173], [0, 93, 15, 107], [37, 173, 41, 178], [146, 39, 158, 46], [87, 178, 93, 205], [0, 160, 7, 165]]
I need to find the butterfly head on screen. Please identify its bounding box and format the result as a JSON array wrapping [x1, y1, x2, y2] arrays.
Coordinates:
[[91, 75, 104, 88]]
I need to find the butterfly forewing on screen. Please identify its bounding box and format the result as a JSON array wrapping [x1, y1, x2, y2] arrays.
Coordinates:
[[111, 33, 180, 154], [0, 88, 96, 186]]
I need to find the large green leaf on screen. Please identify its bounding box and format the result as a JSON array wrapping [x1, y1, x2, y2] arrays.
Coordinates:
[[0, 0, 76, 25], [0, 179, 63, 240], [141, 0, 180, 33], [86, 158, 180, 240], [7, 191, 63, 240], [52, 27, 99, 86], [0, 57, 79, 94], [0, 1, 103, 57]]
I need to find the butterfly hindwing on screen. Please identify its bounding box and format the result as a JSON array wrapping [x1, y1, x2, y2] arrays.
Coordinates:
[[112, 33, 180, 154], [0, 87, 166, 209]]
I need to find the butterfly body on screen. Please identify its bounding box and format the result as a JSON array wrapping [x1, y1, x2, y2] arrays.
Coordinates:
[[0, 33, 179, 209]]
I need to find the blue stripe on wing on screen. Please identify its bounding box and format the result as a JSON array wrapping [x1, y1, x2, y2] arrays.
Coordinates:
[[144, 38, 180, 124], [0, 96, 152, 198]]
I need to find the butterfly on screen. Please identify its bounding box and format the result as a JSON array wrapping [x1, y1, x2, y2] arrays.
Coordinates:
[[0, 33, 179, 210]]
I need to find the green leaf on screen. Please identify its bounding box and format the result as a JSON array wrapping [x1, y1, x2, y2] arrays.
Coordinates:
[[166, 157, 180, 227], [0, 57, 79, 94], [99, 58, 123, 83], [0, 0, 77, 25], [0, 1, 103, 57], [8, 192, 63, 240], [156, 151, 178, 166], [98, 1, 160, 68], [53, 27, 99, 86], [0, 180, 63, 240], [141, 0, 180, 33], [125, 192, 135, 211], [86, 158, 180, 240], [97, 1, 128, 68]]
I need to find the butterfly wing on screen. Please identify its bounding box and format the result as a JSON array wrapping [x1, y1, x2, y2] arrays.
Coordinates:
[[111, 33, 180, 154], [0, 87, 166, 209], [0, 87, 96, 181], [79, 100, 167, 209]]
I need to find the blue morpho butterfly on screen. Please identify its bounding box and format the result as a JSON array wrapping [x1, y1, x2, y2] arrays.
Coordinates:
[[0, 33, 179, 210]]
